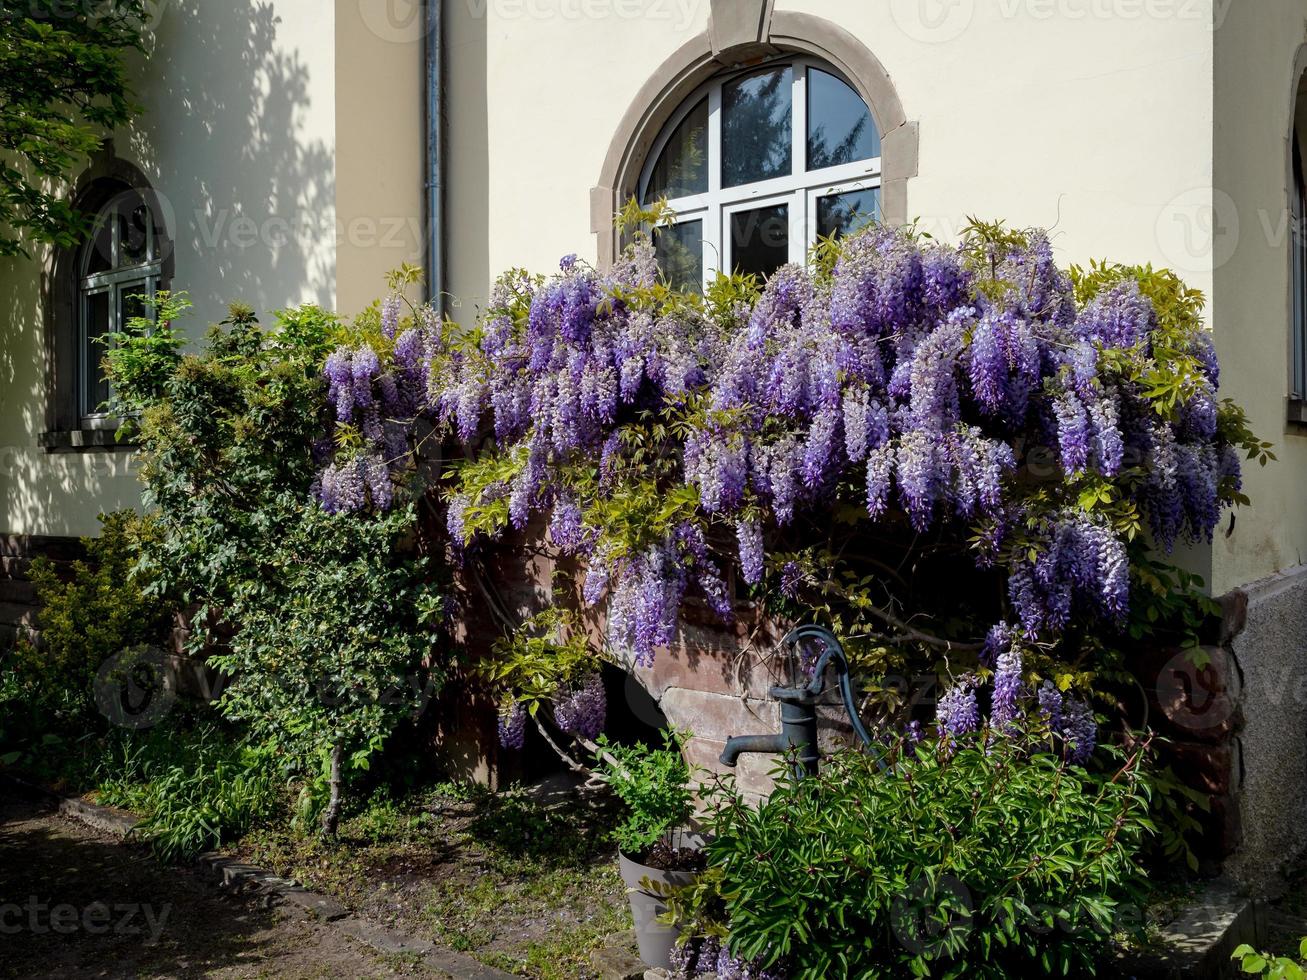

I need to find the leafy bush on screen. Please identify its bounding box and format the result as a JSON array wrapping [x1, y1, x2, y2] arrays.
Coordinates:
[[1233, 939, 1307, 980], [593, 732, 693, 857], [210, 503, 443, 834], [105, 296, 447, 835], [1, 510, 171, 735], [701, 737, 1152, 978]]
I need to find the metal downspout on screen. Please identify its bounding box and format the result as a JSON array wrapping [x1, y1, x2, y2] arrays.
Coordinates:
[[424, 0, 444, 313]]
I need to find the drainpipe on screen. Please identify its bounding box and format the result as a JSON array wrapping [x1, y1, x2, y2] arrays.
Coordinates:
[[423, 0, 445, 313]]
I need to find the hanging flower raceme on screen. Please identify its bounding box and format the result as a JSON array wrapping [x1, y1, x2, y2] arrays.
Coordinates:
[[497, 703, 527, 750], [552, 672, 606, 740], [934, 657, 1100, 765]]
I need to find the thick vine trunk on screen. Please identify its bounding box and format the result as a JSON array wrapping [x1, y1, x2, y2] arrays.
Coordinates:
[[320, 741, 344, 838]]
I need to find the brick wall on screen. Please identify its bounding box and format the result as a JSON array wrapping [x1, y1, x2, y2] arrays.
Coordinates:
[[0, 534, 85, 650]]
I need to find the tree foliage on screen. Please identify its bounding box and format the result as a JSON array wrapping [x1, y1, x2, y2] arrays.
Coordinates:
[[0, 0, 149, 256], [104, 295, 447, 835]]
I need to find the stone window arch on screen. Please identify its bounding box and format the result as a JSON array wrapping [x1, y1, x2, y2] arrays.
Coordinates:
[[591, 4, 917, 271]]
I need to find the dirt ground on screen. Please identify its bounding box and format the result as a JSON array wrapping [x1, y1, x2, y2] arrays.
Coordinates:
[[231, 779, 634, 980], [0, 794, 451, 980]]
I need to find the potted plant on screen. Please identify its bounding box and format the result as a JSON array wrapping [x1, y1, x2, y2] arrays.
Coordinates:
[[593, 731, 704, 969]]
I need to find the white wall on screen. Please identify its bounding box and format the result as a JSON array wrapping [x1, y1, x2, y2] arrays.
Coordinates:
[[128, 0, 338, 327], [0, 0, 338, 538], [450, 0, 1215, 301]]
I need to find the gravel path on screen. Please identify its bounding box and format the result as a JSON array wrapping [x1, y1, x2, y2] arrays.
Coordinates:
[[0, 793, 449, 979]]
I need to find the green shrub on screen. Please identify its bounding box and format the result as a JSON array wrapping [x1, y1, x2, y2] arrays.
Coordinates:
[[105, 297, 447, 836], [2, 510, 171, 734], [593, 732, 693, 857], [210, 503, 443, 835], [1232, 940, 1307, 980], [702, 739, 1153, 978]]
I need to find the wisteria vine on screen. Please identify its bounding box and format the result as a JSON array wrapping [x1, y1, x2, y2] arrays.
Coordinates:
[[312, 220, 1264, 748]]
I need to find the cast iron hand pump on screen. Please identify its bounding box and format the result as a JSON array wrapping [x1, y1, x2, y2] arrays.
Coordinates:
[[719, 625, 884, 779]]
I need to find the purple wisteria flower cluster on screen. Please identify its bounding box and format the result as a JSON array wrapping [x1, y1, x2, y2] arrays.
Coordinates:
[[314, 224, 1242, 674], [552, 671, 606, 739], [497, 702, 527, 750], [936, 664, 1097, 765], [668, 936, 786, 980]]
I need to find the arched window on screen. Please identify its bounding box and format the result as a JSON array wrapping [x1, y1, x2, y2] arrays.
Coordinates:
[[75, 186, 165, 424], [638, 57, 881, 291]]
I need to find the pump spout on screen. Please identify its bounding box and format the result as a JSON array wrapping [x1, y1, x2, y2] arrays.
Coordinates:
[[719, 733, 788, 768]]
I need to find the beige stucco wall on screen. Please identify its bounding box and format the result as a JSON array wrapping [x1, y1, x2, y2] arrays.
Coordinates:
[[0, 247, 144, 537], [451, 0, 1214, 297], [1210, 2, 1307, 595], [458, 0, 713, 313], [1, 0, 339, 538], [1, 0, 426, 538], [334, 0, 425, 317]]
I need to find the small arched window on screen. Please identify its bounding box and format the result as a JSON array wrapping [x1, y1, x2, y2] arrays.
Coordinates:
[[639, 56, 881, 292], [76, 187, 165, 424]]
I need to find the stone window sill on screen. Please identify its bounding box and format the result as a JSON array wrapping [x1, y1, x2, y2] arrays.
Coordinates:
[[39, 429, 135, 453]]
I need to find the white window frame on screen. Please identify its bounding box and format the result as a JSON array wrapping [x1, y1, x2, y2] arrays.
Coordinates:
[[77, 199, 162, 426], [639, 55, 883, 289]]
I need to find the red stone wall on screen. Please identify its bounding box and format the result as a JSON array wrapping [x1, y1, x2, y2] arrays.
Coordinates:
[[0, 534, 85, 649]]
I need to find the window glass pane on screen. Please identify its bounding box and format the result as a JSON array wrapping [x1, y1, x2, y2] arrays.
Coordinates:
[[83, 290, 111, 415], [84, 211, 115, 274], [817, 188, 880, 241], [653, 220, 704, 293], [722, 66, 793, 188], [645, 100, 708, 203], [808, 68, 880, 171], [119, 199, 152, 265], [120, 281, 151, 330], [730, 204, 789, 281]]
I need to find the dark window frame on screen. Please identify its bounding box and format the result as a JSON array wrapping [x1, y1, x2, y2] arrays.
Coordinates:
[[42, 147, 172, 453]]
